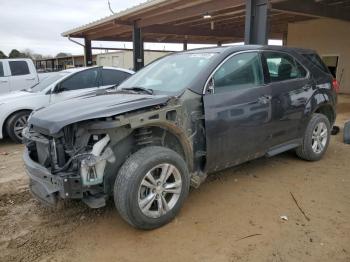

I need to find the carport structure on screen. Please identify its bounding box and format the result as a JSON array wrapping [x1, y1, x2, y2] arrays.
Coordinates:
[[62, 0, 350, 71]]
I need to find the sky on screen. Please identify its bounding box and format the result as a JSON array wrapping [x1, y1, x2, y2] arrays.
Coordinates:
[[0, 0, 281, 57]]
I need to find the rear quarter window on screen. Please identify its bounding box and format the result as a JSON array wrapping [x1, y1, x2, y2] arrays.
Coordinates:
[[302, 53, 330, 74], [9, 61, 30, 76]]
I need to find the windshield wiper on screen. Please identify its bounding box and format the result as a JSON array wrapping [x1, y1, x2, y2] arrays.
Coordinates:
[[121, 87, 154, 95]]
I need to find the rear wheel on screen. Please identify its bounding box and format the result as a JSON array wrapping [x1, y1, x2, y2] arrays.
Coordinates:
[[114, 146, 190, 229], [296, 113, 331, 161], [6, 111, 30, 143]]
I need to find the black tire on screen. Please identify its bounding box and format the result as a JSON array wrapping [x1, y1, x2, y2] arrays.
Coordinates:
[[344, 121, 350, 144], [114, 146, 190, 230], [6, 111, 30, 143], [296, 113, 331, 161]]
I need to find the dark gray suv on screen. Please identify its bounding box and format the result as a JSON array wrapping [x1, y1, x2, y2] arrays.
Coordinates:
[[23, 45, 337, 229]]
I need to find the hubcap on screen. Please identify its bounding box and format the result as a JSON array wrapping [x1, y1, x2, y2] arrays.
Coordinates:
[[14, 115, 29, 140], [138, 163, 182, 218], [311, 122, 328, 154]]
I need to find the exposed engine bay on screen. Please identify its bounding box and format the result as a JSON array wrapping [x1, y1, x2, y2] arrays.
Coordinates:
[[23, 90, 206, 208]]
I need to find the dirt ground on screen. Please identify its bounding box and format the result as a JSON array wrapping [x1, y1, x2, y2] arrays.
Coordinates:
[[1, 96, 350, 262]]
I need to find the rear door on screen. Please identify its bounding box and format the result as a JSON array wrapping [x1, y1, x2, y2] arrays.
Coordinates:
[[50, 67, 101, 104], [262, 51, 312, 147], [203, 51, 272, 172], [8, 60, 37, 91], [0, 61, 10, 94]]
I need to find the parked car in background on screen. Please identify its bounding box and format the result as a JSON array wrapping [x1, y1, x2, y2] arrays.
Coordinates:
[[0, 59, 39, 94], [23, 46, 337, 229], [0, 66, 133, 143]]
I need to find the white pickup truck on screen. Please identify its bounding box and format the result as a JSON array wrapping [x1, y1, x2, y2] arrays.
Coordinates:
[[0, 59, 39, 94]]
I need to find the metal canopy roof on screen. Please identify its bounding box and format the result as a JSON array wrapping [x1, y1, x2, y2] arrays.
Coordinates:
[[62, 0, 350, 44]]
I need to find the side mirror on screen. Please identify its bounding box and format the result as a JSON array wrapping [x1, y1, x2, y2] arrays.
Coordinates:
[[207, 78, 215, 94], [52, 84, 63, 94]]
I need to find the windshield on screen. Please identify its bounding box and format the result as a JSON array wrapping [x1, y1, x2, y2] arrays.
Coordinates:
[[30, 72, 69, 92], [118, 52, 218, 94]]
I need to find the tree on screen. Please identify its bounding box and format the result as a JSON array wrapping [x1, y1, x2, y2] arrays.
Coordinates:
[[0, 51, 7, 59], [55, 52, 71, 58], [8, 49, 24, 58]]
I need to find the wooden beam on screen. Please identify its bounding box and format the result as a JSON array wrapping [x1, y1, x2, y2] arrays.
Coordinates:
[[143, 24, 244, 38], [137, 0, 244, 27], [272, 0, 350, 22], [85, 25, 132, 40]]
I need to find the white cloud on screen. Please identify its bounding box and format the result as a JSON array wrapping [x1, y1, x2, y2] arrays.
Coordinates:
[[0, 0, 148, 56]]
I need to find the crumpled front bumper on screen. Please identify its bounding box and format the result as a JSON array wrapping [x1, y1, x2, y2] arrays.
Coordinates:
[[23, 148, 83, 205]]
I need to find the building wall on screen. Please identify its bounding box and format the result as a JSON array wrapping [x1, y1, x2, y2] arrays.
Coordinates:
[[287, 18, 350, 94], [96, 50, 170, 70]]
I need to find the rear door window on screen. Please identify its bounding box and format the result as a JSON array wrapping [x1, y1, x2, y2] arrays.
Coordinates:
[[60, 68, 100, 91], [9, 61, 30, 76], [264, 52, 307, 82], [0, 62, 4, 77], [101, 69, 131, 85]]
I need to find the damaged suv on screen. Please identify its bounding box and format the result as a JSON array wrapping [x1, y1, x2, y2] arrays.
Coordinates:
[[23, 46, 337, 229]]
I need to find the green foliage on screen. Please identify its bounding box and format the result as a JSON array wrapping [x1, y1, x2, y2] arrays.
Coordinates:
[[0, 51, 7, 59], [8, 49, 25, 58], [55, 52, 71, 58]]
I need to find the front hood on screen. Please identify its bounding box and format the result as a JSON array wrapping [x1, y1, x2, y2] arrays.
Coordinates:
[[29, 92, 170, 135], [0, 91, 37, 103]]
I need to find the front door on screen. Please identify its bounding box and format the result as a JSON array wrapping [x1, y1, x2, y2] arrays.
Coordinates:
[[203, 51, 272, 173], [0, 61, 10, 94], [50, 67, 101, 104]]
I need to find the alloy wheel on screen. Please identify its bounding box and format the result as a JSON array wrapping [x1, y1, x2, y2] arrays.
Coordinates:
[[311, 122, 328, 154], [138, 163, 182, 218], [13, 115, 29, 141]]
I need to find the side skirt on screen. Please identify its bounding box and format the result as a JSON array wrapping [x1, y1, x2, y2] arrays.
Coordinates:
[[266, 139, 302, 157]]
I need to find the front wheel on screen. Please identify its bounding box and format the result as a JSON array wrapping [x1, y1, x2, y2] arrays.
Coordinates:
[[296, 113, 331, 161], [114, 146, 190, 229], [6, 111, 31, 143]]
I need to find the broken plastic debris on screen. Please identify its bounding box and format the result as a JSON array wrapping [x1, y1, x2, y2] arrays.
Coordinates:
[[280, 215, 288, 221]]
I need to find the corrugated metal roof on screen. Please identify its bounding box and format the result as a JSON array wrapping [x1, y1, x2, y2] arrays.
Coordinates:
[[61, 0, 168, 37]]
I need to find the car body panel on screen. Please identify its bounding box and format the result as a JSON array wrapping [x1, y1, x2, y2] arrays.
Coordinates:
[[0, 59, 39, 94], [28, 92, 170, 135]]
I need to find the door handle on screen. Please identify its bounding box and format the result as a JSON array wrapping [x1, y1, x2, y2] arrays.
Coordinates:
[[26, 78, 35, 81], [0, 80, 8, 83], [257, 95, 272, 105]]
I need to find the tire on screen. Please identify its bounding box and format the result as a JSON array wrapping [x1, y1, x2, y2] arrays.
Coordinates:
[[114, 146, 190, 230], [344, 121, 350, 144], [6, 111, 31, 143], [296, 113, 331, 161]]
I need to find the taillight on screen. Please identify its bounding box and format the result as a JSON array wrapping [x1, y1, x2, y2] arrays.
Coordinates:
[[332, 79, 340, 93]]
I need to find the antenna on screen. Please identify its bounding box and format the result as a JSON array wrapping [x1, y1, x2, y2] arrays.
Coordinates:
[[108, 0, 115, 14]]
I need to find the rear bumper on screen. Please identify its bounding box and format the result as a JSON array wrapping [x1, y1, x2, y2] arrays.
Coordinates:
[[23, 148, 83, 200]]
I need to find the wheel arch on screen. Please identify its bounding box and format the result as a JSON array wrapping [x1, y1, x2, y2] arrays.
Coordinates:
[[313, 103, 336, 127], [2, 109, 32, 137], [131, 123, 194, 172], [103, 122, 194, 196]]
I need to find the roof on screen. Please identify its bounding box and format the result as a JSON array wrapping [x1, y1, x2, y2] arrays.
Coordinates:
[[62, 0, 167, 37], [62, 0, 350, 44]]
